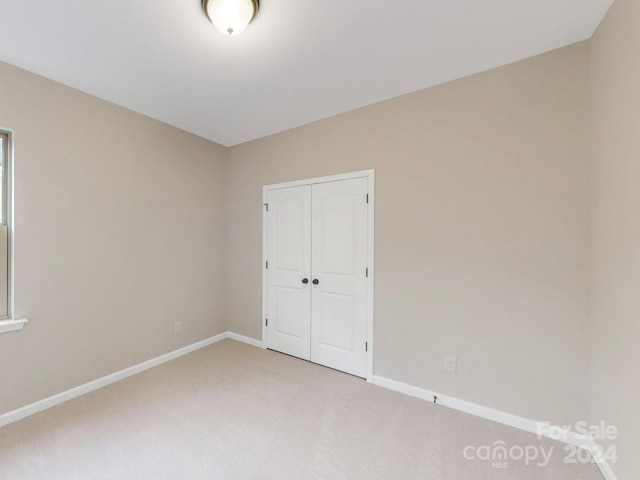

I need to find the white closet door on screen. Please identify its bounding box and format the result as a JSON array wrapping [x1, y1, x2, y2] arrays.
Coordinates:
[[310, 178, 368, 377], [266, 185, 312, 360]]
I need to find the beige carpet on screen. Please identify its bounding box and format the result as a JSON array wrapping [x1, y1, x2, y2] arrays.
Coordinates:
[[0, 339, 603, 479]]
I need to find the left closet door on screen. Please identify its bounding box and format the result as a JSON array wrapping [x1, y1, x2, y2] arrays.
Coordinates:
[[265, 185, 312, 360]]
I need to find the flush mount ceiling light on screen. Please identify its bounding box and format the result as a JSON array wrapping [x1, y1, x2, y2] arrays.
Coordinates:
[[202, 0, 260, 36]]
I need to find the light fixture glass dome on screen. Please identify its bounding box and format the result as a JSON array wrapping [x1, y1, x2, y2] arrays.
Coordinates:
[[202, 0, 259, 36]]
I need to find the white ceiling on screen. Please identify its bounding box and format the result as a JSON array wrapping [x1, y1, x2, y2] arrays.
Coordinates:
[[0, 0, 613, 147]]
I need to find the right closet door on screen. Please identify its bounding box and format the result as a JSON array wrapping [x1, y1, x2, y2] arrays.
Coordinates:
[[265, 176, 369, 378], [310, 177, 369, 377]]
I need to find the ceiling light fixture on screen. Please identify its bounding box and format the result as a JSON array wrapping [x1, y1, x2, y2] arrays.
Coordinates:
[[202, 0, 259, 36]]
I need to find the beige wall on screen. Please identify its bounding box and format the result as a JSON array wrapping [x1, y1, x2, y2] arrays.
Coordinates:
[[0, 34, 603, 452], [228, 43, 592, 425], [591, 0, 640, 478], [0, 61, 228, 414]]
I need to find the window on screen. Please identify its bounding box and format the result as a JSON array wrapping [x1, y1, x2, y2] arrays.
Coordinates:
[[0, 129, 27, 333], [0, 130, 9, 318]]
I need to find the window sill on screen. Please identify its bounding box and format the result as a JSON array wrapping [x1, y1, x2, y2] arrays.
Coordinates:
[[0, 318, 28, 335]]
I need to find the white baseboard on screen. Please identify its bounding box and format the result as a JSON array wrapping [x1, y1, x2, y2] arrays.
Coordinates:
[[591, 448, 619, 480], [372, 375, 617, 478], [226, 331, 265, 349], [0, 335, 618, 480], [0, 331, 235, 428], [373, 375, 539, 435]]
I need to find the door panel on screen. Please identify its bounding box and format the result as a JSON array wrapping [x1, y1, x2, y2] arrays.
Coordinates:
[[310, 178, 368, 377], [275, 286, 305, 338], [322, 194, 355, 275], [266, 186, 311, 360], [318, 292, 356, 351], [275, 197, 305, 271]]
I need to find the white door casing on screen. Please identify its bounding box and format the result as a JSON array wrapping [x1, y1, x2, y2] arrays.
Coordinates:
[[263, 170, 375, 382]]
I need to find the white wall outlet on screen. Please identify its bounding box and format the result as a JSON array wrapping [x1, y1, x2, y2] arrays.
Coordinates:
[[443, 355, 457, 373], [174, 321, 182, 334]]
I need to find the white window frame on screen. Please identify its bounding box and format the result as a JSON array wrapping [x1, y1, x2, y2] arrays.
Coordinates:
[[0, 128, 27, 334]]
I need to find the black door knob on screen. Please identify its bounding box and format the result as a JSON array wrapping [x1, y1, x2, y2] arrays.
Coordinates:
[[302, 278, 309, 284], [312, 279, 319, 285]]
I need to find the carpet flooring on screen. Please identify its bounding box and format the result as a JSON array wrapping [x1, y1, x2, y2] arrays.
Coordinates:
[[0, 339, 604, 479]]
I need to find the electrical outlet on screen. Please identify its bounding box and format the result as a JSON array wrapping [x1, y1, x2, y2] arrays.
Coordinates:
[[174, 321, 182, 334], [443, 355, 457, 373]]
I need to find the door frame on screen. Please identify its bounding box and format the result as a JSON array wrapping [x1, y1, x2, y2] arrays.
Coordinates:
[[262, 169, 375, 383]]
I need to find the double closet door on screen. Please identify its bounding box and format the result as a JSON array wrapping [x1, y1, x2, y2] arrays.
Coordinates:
[[265, 177, 369, 378]]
